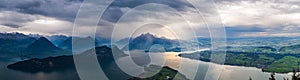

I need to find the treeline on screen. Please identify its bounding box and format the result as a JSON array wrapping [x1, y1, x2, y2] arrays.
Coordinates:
[[249, 69, 300, 80]]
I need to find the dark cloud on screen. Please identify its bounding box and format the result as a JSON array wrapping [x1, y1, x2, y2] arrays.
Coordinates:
[[100, 0, 195, 23], [226, 26, 266, 32], [225, 26, 266, 37], [102, 7, 124, 23], [0, 0, 194, 23], [0, 0, 82, 22], [0, 0, 298, 38], [0, 11, 37, 28], [1, 23, 23, 28], [110, 0, 193, 10]]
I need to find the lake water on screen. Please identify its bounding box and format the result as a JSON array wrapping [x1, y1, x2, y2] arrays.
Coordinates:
[[0, 50, 293, 80], [0, 59, 79, 80], [163, 52, 293, 80]]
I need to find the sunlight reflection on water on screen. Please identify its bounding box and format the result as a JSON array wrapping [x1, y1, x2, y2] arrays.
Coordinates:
[[119, 50, 293, 80]]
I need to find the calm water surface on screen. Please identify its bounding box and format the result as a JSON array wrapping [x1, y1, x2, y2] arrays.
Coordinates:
[[120, 50, 293, 80], [0, 50, 293, 80]]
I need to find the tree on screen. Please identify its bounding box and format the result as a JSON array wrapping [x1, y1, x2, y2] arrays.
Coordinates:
[[283, 77, 289, 80], [292, 68, 300, 80], [249, 76, 252, 80], [269, 72, 276, 80]]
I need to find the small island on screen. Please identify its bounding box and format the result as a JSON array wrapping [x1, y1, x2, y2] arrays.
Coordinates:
[[7, 46, 123, 73], [129, 66, 188, 80], [7, 46, 188, 80]]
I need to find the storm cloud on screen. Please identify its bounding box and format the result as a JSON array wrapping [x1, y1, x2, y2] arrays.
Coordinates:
[[0, 0, 299, 38]]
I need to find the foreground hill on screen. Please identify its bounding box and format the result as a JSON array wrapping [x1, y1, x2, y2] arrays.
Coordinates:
[[128, 66, 188, 80], [7, 46, 126, 73], [7, 46, 187, 80]]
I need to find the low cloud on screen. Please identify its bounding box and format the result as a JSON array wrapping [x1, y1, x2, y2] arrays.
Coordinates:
[[0, 0, 299, 38]]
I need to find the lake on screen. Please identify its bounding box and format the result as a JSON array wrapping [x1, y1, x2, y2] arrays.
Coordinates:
[[0, 49, 293, 80]]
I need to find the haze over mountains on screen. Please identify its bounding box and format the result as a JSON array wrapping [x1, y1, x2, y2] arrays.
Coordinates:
[[2, 32, 300, 80], [0, 32, 183, 58], [0, 33, 36, 57], [58, 36, 95, 51], [1, 32, 300, 58], [124, 33, 180, 51], [0, 32, 110, 58], [26, 37, 62, 53]]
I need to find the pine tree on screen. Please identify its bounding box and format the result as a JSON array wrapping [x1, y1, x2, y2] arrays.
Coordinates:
[[269, 72, 276, 80], [249, 76, 252, 80]]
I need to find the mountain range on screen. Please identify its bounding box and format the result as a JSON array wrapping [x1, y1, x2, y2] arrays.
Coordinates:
[[58, 36, 100, 52], [23, 37, 70, 58], [25, 37, 63, 53], [0, 33, 36, 57], [123, 33, 180, 52], [2, 32, 300, 59], [0, 32, 112, 58]]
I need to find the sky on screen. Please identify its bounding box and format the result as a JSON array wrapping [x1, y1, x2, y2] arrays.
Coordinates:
[[0, 0, 299, 39]]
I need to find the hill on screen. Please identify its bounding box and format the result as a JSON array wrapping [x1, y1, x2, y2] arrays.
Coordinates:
[[279, 44, 300, 54], [0, 33, 36, 57], [58, 37, 98, 52], [24, 37, 70, 58], [7, 46, 127, 73], [124, 33, 179, 52]]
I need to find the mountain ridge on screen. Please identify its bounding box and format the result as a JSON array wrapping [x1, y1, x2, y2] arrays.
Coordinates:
[[124, 33, 179, 51]]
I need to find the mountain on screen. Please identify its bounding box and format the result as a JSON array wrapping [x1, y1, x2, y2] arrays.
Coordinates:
[[279, 44, 300, 54], [0, 32, 32, 39], [27, 34, 42, 39], [24, 37, 69, 58], [114, 37, 133, 49], [124, 33, 179, 51], [45, 35, 69, 46], [25, 37, 62, 53], [0, 33, 36, 57], [81, 46, 128, 61], [95, 36, 110, 46], [27, 34, 69, 46], [58, 36, 97, 52]]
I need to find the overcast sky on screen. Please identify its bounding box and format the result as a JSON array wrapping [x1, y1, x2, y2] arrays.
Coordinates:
[[0, 0, 299, 39]]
